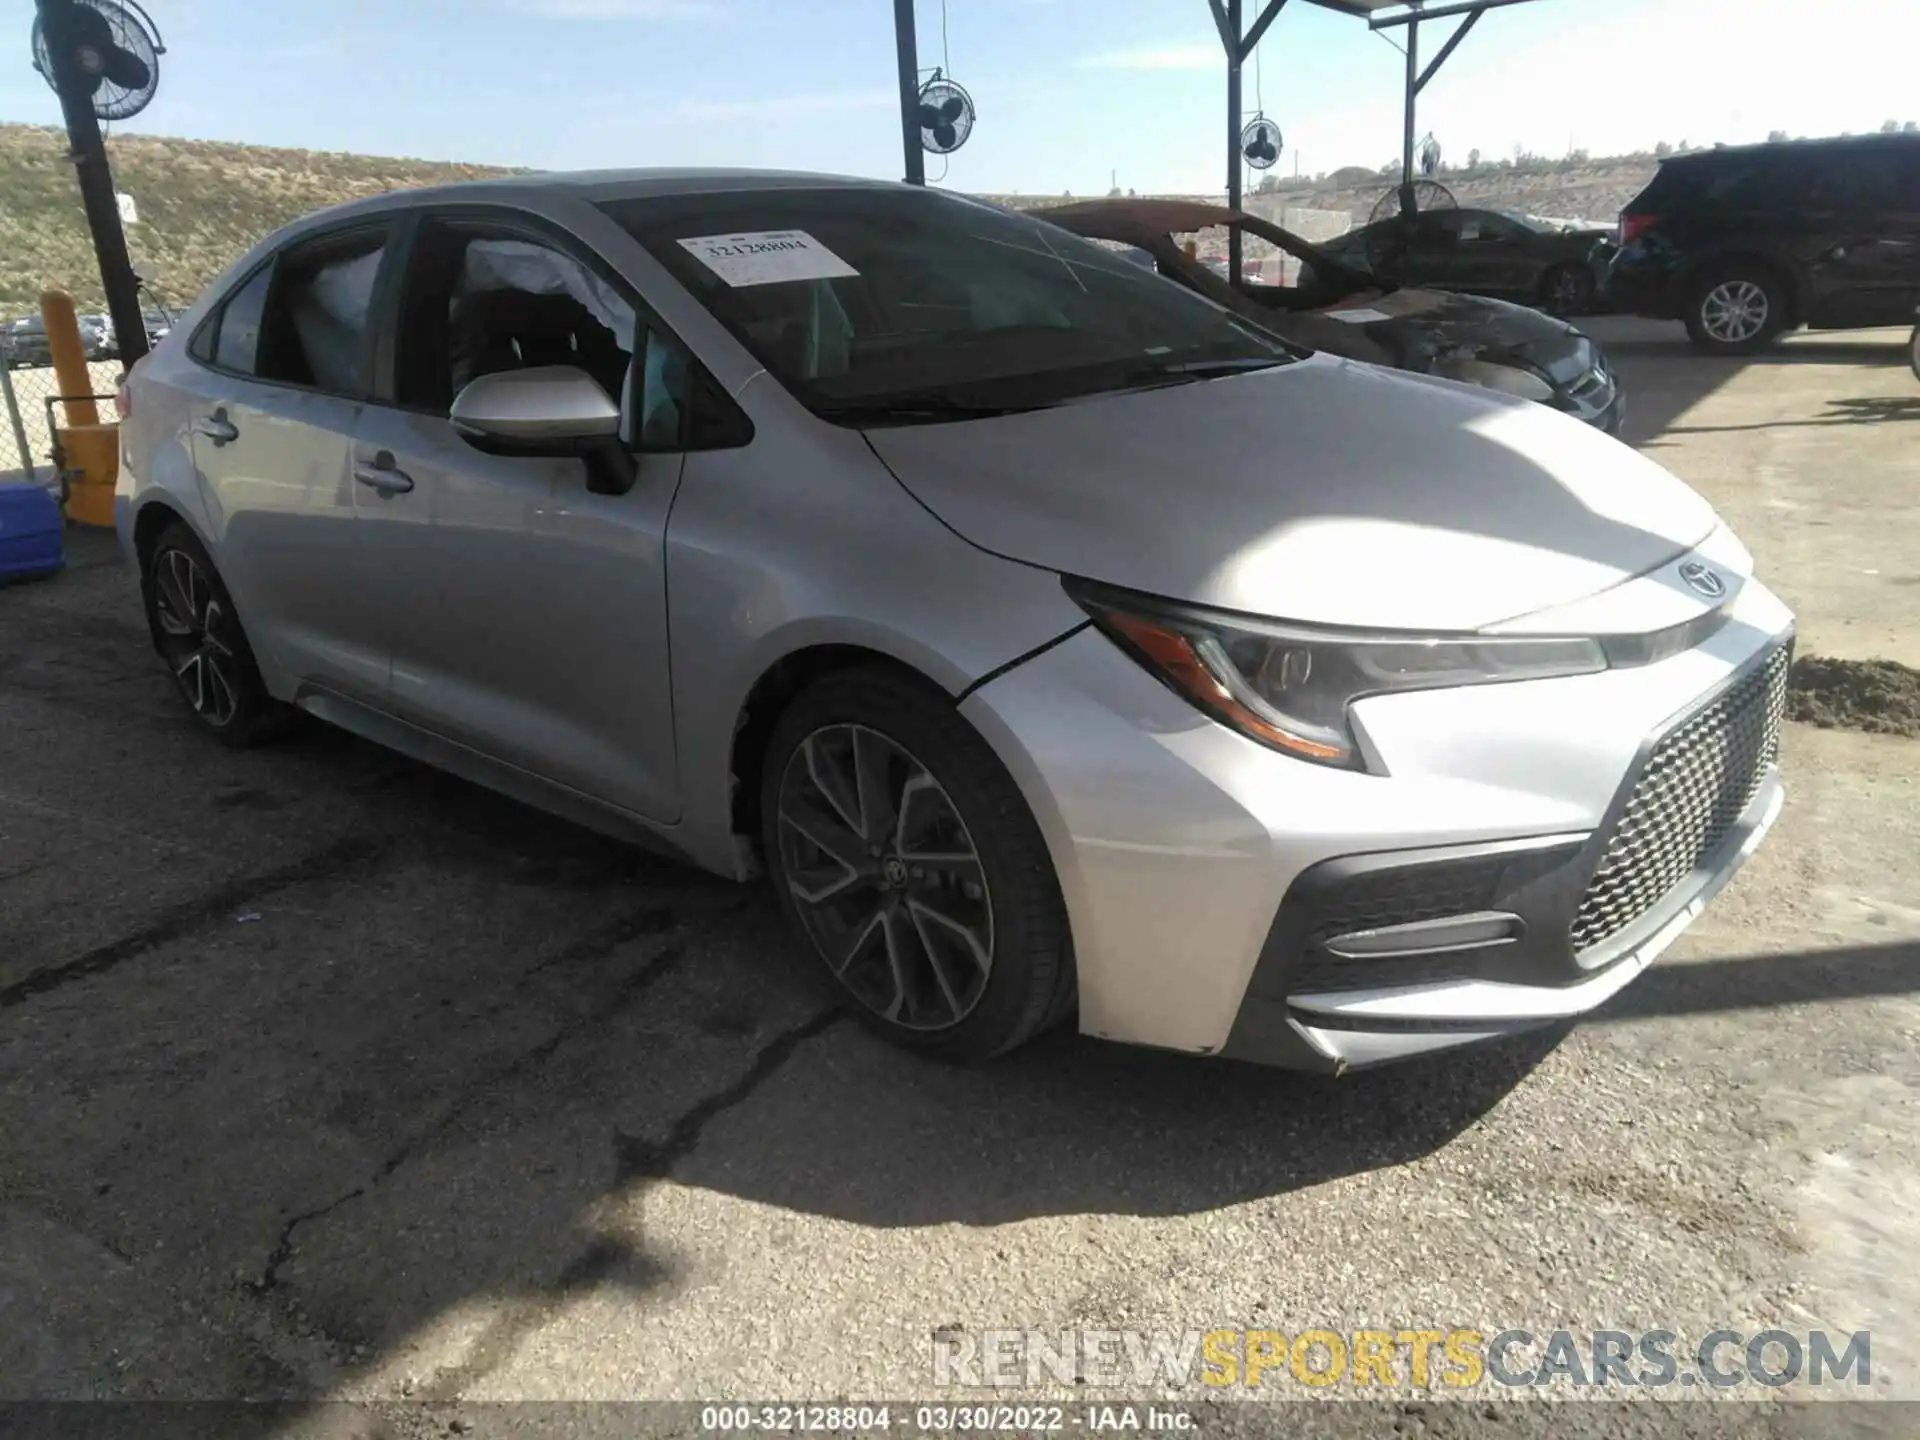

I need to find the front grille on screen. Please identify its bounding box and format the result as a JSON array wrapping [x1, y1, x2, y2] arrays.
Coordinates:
[[1569, 645, 1790, 953]]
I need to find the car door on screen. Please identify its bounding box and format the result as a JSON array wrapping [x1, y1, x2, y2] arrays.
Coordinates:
[[1807, 148, 1920, 327], [1390, 211, 1461, 289], [179, 222, 395, 704], [1444, 211, 1535, 298], [349, 210, 691, 823]]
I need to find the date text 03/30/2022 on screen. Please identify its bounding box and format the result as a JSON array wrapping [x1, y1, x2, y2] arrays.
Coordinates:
[[699, 1405, 1195, 1432]]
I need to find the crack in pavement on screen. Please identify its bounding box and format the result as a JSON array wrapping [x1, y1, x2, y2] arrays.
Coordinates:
[[247, 911, 693, 1298], [0, 835, 389, 1012], [609, 1006, 845, 1186], [418, 1005, 845, 1402]]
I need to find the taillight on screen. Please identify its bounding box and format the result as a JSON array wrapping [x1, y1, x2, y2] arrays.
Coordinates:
[[1620, 212, 1659, 246], [113, 373, 131, 420]]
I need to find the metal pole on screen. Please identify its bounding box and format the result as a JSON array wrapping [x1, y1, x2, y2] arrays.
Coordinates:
[[38, 0, 149, 365], [1398, 16, 1419, 218], [894, 0, 926, 186], [1226, 0, 1243, 283], [0, 357, 36, 484]]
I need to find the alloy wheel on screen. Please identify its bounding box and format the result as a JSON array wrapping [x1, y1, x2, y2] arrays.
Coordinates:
[[152, 548, 240, 727], [775, 723, 994, 1031], [1700, 280, 1769, 345], [1549, 269, 1585, 313]]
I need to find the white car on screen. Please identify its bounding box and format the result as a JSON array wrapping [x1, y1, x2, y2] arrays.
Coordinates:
[[113, 169, 1792, 1071]]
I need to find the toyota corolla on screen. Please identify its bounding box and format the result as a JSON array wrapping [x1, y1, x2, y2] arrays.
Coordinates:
[[114, 170, 1791, 1071]]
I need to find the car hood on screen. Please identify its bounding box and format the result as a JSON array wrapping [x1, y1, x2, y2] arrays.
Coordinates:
[[864, 354, 1715, 632], [1309, 286, 1585, 372]]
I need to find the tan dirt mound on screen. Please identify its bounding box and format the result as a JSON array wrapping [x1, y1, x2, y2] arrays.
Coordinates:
[[1787, 656, 1920, 738]]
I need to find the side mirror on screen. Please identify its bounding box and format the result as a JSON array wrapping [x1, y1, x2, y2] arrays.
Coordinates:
[[449, 364, 635, 495], [451, 364, 619, 450]]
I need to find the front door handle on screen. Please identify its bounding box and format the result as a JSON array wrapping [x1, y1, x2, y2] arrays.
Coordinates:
[[353, 450, 414, 496], [194, 409, 239, 446]]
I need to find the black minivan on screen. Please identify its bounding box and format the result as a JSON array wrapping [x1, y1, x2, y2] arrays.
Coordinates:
[[1604, 134, 1920, 354]]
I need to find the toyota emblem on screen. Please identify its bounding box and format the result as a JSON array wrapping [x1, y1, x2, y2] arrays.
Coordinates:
[[1679, 561, 1726, 599]]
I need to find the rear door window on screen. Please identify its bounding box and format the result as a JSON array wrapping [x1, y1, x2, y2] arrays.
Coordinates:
[[193, 227, 391, 397]]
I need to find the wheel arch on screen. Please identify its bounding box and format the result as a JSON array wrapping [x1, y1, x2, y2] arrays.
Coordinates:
[[725, 641, 959, 875], [131, 496, 206, 577]]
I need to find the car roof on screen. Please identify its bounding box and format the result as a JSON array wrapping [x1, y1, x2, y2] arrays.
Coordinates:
[[301, 167, 908, 228], [1662, 133, 1920, 165], [1042, 198, 1250, 244]]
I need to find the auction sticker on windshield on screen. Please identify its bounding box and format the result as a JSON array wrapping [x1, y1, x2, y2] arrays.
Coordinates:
[[1326, 307, 1393, 324], [678, 231, 859, 287]]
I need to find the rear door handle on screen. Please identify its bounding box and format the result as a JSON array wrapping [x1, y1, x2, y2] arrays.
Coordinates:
[[194, 409, 239, 446], [353, 450, 414, 496]]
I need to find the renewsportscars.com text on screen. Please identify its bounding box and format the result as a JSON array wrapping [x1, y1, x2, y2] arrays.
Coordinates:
[[931, 1327, 1872, 1391]]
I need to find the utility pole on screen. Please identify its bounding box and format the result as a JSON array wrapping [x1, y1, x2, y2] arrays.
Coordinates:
[[39, 0, 148, 364], [893, 0, 925, 185]]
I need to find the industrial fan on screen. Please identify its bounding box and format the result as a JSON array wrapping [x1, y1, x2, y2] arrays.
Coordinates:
[[1367, 178, 1456, 225], [1240, 115, 1282, 170], [31, 0, 165, 121], [917, 72, 975, 156]]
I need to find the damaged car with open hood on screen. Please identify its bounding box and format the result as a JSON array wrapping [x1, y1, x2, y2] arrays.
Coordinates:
[[117, 170, 1781, 1073], [1046, 198, 1623, 435]]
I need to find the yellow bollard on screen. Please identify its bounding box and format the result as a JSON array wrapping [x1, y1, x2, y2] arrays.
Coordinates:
[[39, 289, 117, 527], [40, 290, 98, 426]]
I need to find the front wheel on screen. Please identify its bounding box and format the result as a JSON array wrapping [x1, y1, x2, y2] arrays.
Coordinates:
[[1540, 262, 1595, 317], [760, 668, 1074, 1062], [1908, 323, 1920, 383], [1684, 264, 1789, 355]]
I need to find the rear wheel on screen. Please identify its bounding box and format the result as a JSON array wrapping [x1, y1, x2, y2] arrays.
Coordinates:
[[1909, 322, 1920, 383], [1540, 262, 1595, 317], [760, 668, 1074, 1061], [143, 522, 294, 746], [1684, 263, 1789, 355]]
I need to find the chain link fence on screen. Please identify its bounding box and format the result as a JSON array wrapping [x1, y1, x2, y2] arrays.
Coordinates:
[[0, 336, 124, 488]]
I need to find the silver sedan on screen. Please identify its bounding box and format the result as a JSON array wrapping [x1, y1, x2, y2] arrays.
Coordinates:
[[115, 169, 1792, 1071]]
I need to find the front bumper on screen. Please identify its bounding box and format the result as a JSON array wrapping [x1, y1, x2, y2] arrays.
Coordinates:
[[961, 549, 1795, 1071]]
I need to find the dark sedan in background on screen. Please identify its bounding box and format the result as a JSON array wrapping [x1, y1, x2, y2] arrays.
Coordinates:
[[1318, 207, 1616, 316], [1047, 199, 1622, 434]]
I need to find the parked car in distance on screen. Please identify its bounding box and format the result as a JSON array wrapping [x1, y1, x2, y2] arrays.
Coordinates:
[[4, 312, 109, 367], [1318, 206, 1615, 315], [81, 313, 118, 360], [1605, 133, 1920, 354], [5, 316, 49, 368], [1048, 199, 1622, 433], [116, 169, 1791, 1073]]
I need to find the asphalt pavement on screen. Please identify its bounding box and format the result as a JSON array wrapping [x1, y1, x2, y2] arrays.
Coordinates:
[[1, 320, 1916, 1435]]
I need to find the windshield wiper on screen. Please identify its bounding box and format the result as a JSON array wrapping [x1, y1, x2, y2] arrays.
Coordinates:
[[816, 393, 1043, 425], [1148, 357, 1289, 378]]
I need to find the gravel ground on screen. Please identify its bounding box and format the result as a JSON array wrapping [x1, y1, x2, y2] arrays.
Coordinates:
[[1, 321, 1916, 1435]]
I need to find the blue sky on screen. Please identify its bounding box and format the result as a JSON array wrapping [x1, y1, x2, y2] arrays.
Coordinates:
[[1, 0, 1915, 194]]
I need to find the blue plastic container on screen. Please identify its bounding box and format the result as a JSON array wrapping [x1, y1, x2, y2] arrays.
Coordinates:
[[0, 482, 65, 583]]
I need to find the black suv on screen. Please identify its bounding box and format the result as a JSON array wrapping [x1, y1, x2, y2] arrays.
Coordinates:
[[1605, 134, 1920, 354]]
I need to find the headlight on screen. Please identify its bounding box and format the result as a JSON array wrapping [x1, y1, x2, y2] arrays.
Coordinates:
[[1434, 357, 1556, 402], [1067, 581, 1607, 770]]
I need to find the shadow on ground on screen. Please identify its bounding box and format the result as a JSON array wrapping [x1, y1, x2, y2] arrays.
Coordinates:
[[1587, 318, 1910, 447]]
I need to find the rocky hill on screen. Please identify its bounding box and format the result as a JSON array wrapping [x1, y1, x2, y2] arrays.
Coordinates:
[[1, 122, 1666, 314], [989, 154, 1660, 229], [0, 124, 512, 313]]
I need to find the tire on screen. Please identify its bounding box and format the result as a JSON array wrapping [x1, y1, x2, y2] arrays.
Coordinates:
[[1909, 324, 1920, 383], [760, 667, 1075, 1062], [1540, 262, 1595, 317], [1683, 262, 1789, 355], [142, 522, 295, 747]]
